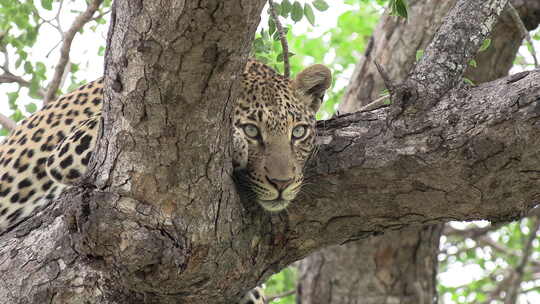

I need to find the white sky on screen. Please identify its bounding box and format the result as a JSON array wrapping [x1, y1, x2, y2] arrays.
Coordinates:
[[1, 2, 539, 303]]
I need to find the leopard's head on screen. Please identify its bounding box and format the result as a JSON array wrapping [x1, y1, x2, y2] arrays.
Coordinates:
[[233, 60, 331, 211]]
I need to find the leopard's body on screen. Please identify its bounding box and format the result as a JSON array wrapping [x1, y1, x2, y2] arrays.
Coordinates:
[[0, 60, 331, 303]]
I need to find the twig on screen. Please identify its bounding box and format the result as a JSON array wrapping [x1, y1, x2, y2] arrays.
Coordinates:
[[265, 289, 295, 303], [374, 61, 396, 94], [357, 94, 391, 112], [507, 4, 539, 68], [43, 0, 103, 104], [504, 216, 540, 304], [91, 9, 111, 22], [0, 112, 16, 131], [445, 224, 540, 268], [479, 272, 511, 304], [59, 59, 71, 92], [0, 73, 46, 98], [268, 0, 290, 78], [45, 38, 63, 58]]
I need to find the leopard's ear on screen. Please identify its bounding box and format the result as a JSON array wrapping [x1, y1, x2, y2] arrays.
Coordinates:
[[293, 64, 332, 112]]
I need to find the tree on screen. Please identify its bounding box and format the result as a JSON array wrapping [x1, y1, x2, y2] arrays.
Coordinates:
[[0, 1, 539, 304], [297, 1, 540, 303]]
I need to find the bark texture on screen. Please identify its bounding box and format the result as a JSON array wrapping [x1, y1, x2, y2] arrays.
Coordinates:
[[339, 0, 540, 113], [298, 225, 442, 304], [0, 1, 267, 303], [298, 0, 540, 302], [299, 1, 456, 303], [0, 0, 538, 304]]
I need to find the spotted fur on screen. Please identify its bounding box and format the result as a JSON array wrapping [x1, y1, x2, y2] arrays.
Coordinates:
[[0, 78, 104, 231], [0, 60, 330, 303], [234, 60, 332, 211]]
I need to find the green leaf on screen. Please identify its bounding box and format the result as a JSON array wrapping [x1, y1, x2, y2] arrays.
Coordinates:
[[268, 18, 276, 36], [389, 0, 408, 18], [468, 59, 477, 68], [0, 128, 9, 137], [71, 63, 80, 73], [28, 78, 42, 99], [7, 92, 19, 110], [291, 1, 303, 22], [312, 0, 329, 11], [261, 28, 270, 41], [304, 3, 315, 26], [479, 38, 491, 52], [396, 0, 408, 18], [281, 0, 292, 17], [25, 103, 37, 113], [272, 30, 281, 41], [277, 52, 295, 62], [11, 109, 24, 122], [463, 77, 475, 86], [35, 61, 46, 79], [23, 61, 33, 74], [40, 0, 53, 10], [253, 37, 265, 53], [415, 49, 424, 62], [98, 46, 106, 56], [526, 41, 534, 55], [95, 17, 107, 25]]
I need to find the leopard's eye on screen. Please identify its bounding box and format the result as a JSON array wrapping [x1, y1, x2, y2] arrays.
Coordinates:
[[243, 124, 260, 139], [292, 125, 307, 140]]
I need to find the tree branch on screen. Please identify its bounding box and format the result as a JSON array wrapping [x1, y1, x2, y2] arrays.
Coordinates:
[[504, 216, 540, 304], [43, 0, 103, 104], [268, 0, 290, 77], [292, 70, 540, 253], [507, 3, 539, 68], [0, 112, 16, 131], [265, 289, 295, 303], [0, 0, 538, 303], [405, 0, 508, 109], [0, 72, 46, 98]]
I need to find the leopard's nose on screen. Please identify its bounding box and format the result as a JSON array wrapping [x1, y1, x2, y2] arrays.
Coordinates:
[[266, 176, 294, 191]]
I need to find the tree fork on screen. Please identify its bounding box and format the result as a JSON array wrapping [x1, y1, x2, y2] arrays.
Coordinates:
[[0, 0, 538, 303]]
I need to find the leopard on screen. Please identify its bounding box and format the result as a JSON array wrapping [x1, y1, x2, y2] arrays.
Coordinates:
[[0, 59, 331, 303]]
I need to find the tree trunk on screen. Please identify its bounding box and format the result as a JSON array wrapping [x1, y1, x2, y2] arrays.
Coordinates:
[[298, 1, 540, 303], [0, 0, 539, 304], [298, 225, 442, 304], [0, 1, 267, 303]]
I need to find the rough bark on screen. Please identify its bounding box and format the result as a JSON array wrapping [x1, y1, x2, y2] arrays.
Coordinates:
[[339, 0, 540, 113], [298, 225, 442, 304], [1, 1, 267, 303], [298, 0, 540, 302], [0, 0, 538, 304], [299, 1, 456, 303]]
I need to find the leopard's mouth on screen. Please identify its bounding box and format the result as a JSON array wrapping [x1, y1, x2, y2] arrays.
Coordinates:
[[233, 170, 294, 211], [256, 199, 290, 212]]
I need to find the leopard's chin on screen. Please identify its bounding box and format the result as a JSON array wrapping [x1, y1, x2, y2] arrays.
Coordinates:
[[256, 199, 290, 212]]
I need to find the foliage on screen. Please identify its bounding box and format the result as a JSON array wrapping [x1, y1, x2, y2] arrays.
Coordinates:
[[253, 0, 380, 119], [1, 1, 539, 303], [264, 267, 298, 303], [0, 0, 111, 136], [438, 218, 540, 304]]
